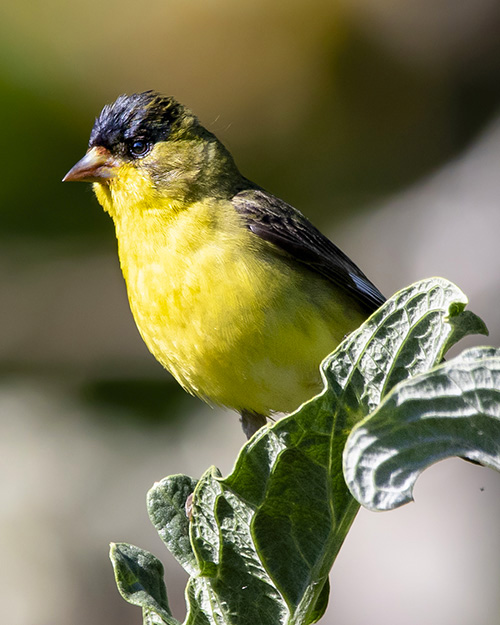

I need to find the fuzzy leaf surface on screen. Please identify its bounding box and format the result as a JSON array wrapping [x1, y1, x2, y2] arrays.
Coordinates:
[[110, 542, 178, 625], [344, 347, 500, 510], [323, 277, 487, 421], [148, 474, 199, 576]]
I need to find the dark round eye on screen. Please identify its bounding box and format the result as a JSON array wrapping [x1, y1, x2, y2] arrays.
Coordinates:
[[129, 139, 151, 157]]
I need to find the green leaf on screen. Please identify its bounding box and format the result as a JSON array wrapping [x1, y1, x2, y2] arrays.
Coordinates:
[[189, 467, 223, 577], [189, 465, 290, 624], [147, 474, 199, 576], [109, 542, 179, 625], [322, 277, 487, 421], [344, 346, 500, 511], [220, 397, 356, 624], [443, 309, 488, 353], [304, 578, 330, 625], [183, 578, 218, 625]]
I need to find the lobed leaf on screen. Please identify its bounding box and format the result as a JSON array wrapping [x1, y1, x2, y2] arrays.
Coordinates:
[[148, 474, 199, 576], [110, 542, 179, 625], [344, 347, 500, 511], [321, 277, 487, 421]]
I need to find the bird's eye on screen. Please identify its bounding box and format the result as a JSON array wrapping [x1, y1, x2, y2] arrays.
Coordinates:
[[129, 139, 151, 158]]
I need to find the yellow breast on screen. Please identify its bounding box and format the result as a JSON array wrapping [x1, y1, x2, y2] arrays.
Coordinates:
[[102, 183, 365, 415]]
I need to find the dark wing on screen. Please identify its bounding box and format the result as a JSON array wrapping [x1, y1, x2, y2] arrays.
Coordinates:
[[231, 188, 385, 314]]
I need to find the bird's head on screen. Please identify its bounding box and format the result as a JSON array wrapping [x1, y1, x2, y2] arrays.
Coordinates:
[[64, 91, 240, 217]]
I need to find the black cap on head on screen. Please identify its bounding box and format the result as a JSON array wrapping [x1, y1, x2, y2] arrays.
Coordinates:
[[89, 91, 183, 156]]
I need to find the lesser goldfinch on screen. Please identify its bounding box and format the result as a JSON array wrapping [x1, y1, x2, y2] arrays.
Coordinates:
[[64, 91, 384, 437]]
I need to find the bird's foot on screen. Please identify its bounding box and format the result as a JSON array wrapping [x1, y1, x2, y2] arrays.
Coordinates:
[[240, 410, 267, 440]]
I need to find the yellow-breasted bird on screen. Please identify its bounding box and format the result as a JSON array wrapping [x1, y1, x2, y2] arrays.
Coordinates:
[[64, 91, 384, 438]]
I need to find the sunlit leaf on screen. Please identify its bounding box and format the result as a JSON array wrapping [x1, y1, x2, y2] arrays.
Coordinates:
[[110, 542, 179, 625], [344, 347, 500, 510], [148, 474, 199, 576]]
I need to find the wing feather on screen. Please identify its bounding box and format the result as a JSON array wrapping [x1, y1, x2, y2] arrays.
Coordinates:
[[231, 188, 385, 313]]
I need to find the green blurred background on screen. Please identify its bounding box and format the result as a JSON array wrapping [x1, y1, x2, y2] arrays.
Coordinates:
[[2, 1, 500, 624]]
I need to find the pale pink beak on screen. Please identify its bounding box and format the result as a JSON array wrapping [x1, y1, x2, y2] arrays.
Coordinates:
[[63, 146, 118, 183]]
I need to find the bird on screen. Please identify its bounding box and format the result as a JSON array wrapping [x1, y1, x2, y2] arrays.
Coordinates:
[[64, 91, 385, 438]]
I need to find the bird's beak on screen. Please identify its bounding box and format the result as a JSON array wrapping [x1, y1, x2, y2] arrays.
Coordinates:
[[63, 146, 118, 183]]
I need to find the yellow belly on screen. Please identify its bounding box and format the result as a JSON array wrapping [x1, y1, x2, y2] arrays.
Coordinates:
[[113, 199, 365, 416]]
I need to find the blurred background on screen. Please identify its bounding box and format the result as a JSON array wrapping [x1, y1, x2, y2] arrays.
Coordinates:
[[1, 0, 500, 624]]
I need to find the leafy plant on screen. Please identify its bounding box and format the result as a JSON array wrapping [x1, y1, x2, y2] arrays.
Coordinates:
[[109, 278, 500, 625]]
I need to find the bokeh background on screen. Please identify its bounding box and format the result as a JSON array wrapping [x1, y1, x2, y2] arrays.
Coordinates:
[[2, 1, 500, 624]]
